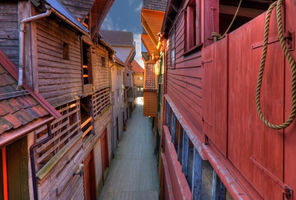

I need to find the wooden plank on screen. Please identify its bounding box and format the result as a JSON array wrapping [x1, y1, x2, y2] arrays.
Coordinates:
[[192, 148, 202, 200], [171, 114, 176, 143], [182, 131, 189, 177], [81, 117, 92, 128], [166, 102, 171, 127], [82, 125, 93, 138], [211, 171, 226, 200]]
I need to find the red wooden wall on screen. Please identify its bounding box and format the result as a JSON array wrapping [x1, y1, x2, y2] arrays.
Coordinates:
[[164, 0, 296, 199], [165, 10, 203, 137]]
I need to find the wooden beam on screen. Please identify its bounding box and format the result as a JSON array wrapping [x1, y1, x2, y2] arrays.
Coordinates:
[[171, 114, 176, 143], [166, 102, 171, 127], [211, 171, 226, 200], [182, 131, 189, 177], [192, 148, 202, 200], [81, 117, 92, 129], [82, 125, 93, 138], [220, 5, 264, 18], [141, 14, 158, 46]]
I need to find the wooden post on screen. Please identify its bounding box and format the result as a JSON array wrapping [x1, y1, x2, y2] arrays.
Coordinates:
[[182, 131, 189, 177], [2, 147, 8, 200], [211, 171, 226, 200], [171, 114, 176, 143], [192, 148, 202, 200], [166, 102, 170, 127]]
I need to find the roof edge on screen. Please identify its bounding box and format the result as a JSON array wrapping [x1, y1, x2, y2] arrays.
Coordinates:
[[0, 50, 61, 119]]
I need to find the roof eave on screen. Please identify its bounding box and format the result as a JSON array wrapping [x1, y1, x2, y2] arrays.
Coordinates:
[[91, 0, 115, 39]]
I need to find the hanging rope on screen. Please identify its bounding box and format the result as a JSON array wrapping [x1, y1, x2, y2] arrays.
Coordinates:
[[256, 0, 296, 130], [212, 0, 243, 41]]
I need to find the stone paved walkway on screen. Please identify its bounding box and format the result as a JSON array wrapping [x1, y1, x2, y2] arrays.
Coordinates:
[[99, 99, 159, 200]]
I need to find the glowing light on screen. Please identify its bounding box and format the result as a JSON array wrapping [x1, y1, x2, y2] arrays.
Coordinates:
[[135, 97, 144, 105]]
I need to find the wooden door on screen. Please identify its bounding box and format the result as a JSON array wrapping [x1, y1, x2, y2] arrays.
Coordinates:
[[101, 129, 109, 173], [84, 151, 96, 200]]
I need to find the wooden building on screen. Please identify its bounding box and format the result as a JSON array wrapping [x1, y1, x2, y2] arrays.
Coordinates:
[[0, 0, 118, 199], [130, 60, 144, 97], [141, 0, 167, 153], [0, 49, 60, 200], [159, 0, 296, 199], [101, 30, 136, 124], [110, 56, 125, 154]]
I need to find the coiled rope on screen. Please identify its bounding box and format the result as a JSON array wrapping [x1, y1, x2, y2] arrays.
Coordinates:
[[256, 0, 296, 129], [212, 0, 243, 41]]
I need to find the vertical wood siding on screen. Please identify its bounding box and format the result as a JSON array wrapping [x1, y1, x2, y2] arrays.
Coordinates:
[[166, 12, 203, 135], [36, 17, 82, 107], [0, 2, 18, 66]]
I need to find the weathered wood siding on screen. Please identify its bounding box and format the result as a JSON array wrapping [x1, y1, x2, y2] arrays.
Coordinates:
[[165, 11, 203, 135], [92, 45, 111, 91], [38, 108, 112, 200], [0, 2, 18, 66], [36, 16, 82, 106]]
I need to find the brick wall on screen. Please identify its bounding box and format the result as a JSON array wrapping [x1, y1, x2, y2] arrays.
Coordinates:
[[143, 0, 168, 11]]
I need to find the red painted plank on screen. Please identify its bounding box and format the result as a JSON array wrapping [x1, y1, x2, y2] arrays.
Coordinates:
[[228, 12, 284, 200], [202, 37, 228, 156]]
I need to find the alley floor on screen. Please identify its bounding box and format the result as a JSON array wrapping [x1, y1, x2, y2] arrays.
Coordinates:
[[99, 98, 159, 200]]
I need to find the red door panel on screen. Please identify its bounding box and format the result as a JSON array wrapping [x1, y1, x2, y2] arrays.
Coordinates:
[[84, 151, 96, 200], [228, 12, 284, 200], [202, 38, 228, 156]]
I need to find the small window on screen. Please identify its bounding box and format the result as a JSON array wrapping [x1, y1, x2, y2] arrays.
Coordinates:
[[63, 42, 69, 60], [184, 0, 201, 52], [127, 73, 129, 77], [82, 42, 92, 85], [101, 56, 106, 67], [170, 31, 175, 68]]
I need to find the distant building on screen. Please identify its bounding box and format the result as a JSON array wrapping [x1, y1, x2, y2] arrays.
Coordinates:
[[141, 0, 167, 153], [110, 56, 125, 154], [130, 60, 144, 97], [101, 30, 136, 124]]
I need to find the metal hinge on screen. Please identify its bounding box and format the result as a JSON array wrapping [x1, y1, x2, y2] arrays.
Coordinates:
[[285, 31, 295, 51], [284, 186, 293, 200]]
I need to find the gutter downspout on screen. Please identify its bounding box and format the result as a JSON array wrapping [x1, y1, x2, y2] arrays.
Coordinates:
[[18, 9, 52, 89]]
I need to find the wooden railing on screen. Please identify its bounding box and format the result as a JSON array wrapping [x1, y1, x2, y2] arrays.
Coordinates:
[[92, 88, 111, 119], [34, 100, 81, 170]]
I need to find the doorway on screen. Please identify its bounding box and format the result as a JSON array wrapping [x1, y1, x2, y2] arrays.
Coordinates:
[[84, 150, 96, 200], [101, 129, 109, 179]]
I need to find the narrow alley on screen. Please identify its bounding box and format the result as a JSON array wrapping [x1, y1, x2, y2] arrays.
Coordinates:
[[99, 98, 159, 200]]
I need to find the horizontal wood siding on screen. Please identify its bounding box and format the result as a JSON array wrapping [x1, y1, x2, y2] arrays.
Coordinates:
[[92, 45, 111, 91], [36, 17, 82, 106], [0, 2, 18, 66], [166, 11, 203, 134]]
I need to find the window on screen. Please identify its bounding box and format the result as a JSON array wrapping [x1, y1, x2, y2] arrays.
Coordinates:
[[101, 56, 106, 67], [184, 0, 201, 53], [63, 42, 69, 60], [170, 31, 175, 68], [82, 42, 92, 85]]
